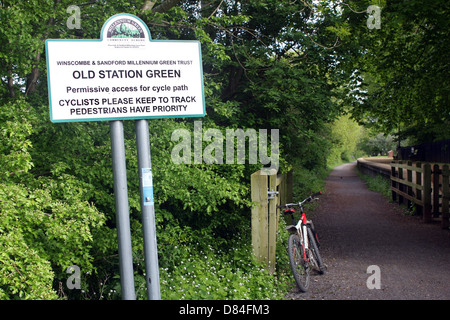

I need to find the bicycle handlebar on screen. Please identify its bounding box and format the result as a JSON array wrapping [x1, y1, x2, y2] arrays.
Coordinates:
[[277, 191, 322, 209]]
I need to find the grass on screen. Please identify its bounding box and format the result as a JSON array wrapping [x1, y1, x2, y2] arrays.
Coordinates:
[[356, 168, 422, 217], [356, 169, 392, 201]]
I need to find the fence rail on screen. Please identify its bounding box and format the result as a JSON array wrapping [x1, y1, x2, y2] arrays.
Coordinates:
[[251, 169, 292, 273], [391, 160, 449, 229]]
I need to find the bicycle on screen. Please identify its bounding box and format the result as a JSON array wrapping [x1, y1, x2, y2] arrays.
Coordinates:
[[278, 192, 326, 292]]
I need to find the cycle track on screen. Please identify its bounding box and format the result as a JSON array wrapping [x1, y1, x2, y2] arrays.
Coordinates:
[[286, 162, 450, 300]]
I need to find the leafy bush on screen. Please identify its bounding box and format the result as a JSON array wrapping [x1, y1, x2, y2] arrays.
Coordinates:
[[0, 180, 105, 299], [356, 169, 392, 201]]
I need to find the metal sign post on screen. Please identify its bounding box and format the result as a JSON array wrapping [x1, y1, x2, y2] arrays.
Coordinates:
[[135, 119, 161, 300], [110, 120, 136, 300]]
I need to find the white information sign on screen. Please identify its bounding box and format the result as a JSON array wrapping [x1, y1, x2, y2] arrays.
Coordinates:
[[46, 14, 205, 122]]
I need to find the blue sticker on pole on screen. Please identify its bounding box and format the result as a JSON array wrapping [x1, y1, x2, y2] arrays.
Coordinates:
[[142, 168, 154, 206]]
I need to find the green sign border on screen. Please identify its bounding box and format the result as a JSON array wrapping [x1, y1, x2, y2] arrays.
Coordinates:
[[46, 13, 206, 123]]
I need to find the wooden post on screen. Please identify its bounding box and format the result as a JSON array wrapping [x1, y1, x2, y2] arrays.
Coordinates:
[[391, 161, 397, 203], [398, 161, 404, 205], [251, 170, 293, 271], [423, 163, 432, 223], [432, 164, 441, 219], [251, 170, 268, 264], [442, 165, 449, 229], [415, 162, 423, 215], [407, 161, 413, 210], [268, 173, 277, 274], [275, 173, 285, 232], [278, 173, 286, 210]]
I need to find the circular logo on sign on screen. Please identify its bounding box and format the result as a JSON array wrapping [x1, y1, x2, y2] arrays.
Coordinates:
[[106, 18, 145, 39]]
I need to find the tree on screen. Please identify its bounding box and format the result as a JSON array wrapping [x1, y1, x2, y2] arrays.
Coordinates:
[[343, 0, 450, 144], [327, 114, 364, 164], [358, 132, 396, 156]]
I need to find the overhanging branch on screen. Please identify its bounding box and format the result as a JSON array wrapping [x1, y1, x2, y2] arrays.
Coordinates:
[[141, 0, 182, 14]]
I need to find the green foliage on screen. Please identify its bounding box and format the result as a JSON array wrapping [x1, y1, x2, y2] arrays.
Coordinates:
[[327, 114, 365, 165], [292, 167, 328, 200], [346, 0, 450, 143], [0, 179, 105, 299], [158, 233, 290, 300], [356, 169, 392, 201], [0, 99, 34, 177], [358, 132, 396, 156], [0, 230, 57, 300]]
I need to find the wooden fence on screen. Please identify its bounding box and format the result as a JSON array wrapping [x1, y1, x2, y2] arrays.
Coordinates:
[[251, 169, 292, 273], [391, 161, 449, 229]]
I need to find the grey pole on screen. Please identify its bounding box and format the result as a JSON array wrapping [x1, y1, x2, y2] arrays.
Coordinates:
[[135, 119, 161, 300], [110, 120, 136, 300]]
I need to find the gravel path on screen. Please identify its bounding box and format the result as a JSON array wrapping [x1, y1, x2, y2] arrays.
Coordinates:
[[286, 162, 450, 300]]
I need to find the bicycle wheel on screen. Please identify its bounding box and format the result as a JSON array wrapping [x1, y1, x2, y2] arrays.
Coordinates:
[[288, 234, 310, 292], [307, 226, 326, 274]]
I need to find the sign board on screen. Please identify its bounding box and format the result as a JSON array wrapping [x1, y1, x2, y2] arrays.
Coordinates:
[[46, 14, 205, 122]]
